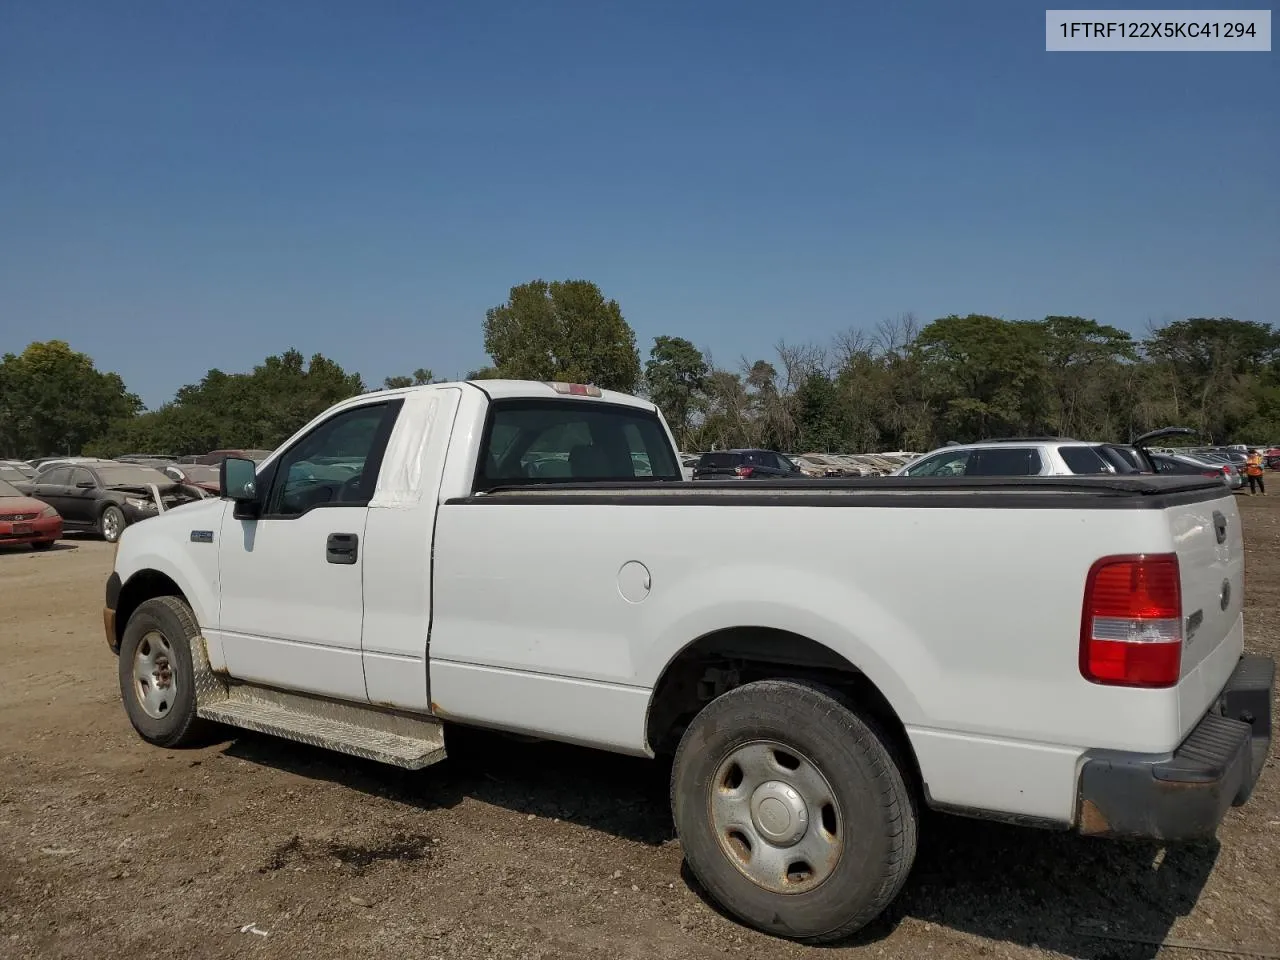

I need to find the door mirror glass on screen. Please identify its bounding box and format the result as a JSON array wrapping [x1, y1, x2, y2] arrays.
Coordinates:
[[221, 457, 258, 501]]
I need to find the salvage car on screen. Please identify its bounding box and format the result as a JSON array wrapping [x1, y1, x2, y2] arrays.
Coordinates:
[[163, 463, 221, 495], [103, 380, 1272, 943], [0, 461, 36, 484], [693, 449, 807, 480], [0, 478, 62, 550], [19, 462, 206, 542]]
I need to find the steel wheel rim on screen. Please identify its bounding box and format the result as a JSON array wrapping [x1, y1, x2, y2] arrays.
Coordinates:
[[132, 630, 176, 719], [103, 509, 121, 540], [708, 739, 844, 895]]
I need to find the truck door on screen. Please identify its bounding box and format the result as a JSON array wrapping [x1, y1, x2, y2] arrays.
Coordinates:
[[215, 399, 404, 702]]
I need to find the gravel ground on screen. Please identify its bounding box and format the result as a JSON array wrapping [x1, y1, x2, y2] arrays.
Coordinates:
[[1, 496, 1278, 960]]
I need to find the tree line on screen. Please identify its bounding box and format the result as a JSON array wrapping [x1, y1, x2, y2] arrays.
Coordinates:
[[1, 278, 1277, 460]]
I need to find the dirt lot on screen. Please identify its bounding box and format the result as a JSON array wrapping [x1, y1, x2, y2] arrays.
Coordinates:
[[2, 499, 1278, 960]]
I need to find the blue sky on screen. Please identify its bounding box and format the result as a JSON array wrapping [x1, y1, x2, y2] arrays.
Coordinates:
[[1, 1, 1276, 408]]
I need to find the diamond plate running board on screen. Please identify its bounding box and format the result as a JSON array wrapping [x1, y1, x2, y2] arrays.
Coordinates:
[[198, 685, 447, 770]]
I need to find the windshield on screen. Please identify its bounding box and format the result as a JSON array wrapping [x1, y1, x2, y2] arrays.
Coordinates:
[[94, 466, 173, 487], [0, 479, 23, 497], [0, 464, 30, 484]]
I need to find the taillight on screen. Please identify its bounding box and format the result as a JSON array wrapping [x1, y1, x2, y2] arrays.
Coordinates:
[[1080, 553, 1182, 688], [736, 465, 754, 478]]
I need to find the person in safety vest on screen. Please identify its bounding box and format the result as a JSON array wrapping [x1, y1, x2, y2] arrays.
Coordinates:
[[1246, 449, 1266, 496]]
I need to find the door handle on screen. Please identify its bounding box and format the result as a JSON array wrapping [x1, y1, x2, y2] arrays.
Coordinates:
[[326, 532, 359, 565]]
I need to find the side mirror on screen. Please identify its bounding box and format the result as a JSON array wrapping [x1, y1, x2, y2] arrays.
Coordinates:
[[220, 457, 259, 502]]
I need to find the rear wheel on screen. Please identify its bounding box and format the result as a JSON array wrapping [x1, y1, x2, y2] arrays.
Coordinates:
[[117, 596, 208, 747], [671, 679, 917, 943], [99, 505, 126, 543]]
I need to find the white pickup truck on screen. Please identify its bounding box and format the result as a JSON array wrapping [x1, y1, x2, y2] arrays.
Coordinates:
[[104, 379, 1274, 942]]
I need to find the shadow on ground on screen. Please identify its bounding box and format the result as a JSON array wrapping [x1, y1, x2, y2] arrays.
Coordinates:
[[0, 541, 78, 555], [222, 726, 1217, 959]]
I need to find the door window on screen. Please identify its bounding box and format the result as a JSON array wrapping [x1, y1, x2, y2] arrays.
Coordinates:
[[40, 467, 72, 486], [904, 450, 971, 477], [967, 448, 1043, 476], [69, 468, 96, 489], [1059, 446, 1114, 474], [263, 402, 401, 518]]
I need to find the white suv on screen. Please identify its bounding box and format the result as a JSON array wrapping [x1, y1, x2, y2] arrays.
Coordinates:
[[893, 438, 1143, 478]]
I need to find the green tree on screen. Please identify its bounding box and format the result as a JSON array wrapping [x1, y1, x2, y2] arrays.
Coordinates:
[[1143, 318, 1279, 442], [794, 372, 844, 452], [88, 350, 364, 456], [482, 279, 641, 392], [914, 315, 1051, 441], [383, 368, 436, 389], [644, 336, 708, 446], [0, 340, 141, 458], [1039, 316, 1138, 440]]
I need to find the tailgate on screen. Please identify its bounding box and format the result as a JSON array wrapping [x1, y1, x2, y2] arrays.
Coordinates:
[[1170, 492, 1246, 734]]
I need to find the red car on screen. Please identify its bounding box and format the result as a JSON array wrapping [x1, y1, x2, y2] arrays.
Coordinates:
[[0, 478, 62, 550]]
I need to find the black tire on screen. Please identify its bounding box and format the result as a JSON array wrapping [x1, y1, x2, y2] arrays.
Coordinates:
[[30, 541, 55, 551], [117, 596, 208, 747], [670, 679, 917, 943], [99, 505, 126, 543]]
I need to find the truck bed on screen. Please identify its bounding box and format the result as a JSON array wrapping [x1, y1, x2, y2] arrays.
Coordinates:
[[451, 474, 1227, 507]]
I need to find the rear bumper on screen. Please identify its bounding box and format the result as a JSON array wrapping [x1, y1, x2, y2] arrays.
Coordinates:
[[1077, 653, 1274, 840]]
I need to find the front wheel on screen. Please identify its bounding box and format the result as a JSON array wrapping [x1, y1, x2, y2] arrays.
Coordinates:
[[99, 505, 126, 542], [118, 596, 209, 747], [670, 679, 918, 943]]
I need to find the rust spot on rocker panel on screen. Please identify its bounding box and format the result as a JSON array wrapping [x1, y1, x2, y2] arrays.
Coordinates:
[[102, 607, 118, 652], [1078, 799, 1110, 836]]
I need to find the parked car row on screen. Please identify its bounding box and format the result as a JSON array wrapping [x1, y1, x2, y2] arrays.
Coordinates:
[[890, 431, 1250, 487], [675, 429, 1264, 490], [0, 447, 277, 549], [678, 449, 920, 481]]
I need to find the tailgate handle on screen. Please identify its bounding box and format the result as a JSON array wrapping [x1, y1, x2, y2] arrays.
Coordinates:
[[326, 532, 359, 565], [1213, 511, 1227, 544]]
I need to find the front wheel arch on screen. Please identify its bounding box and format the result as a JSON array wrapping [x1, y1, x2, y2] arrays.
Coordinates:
[[112, 569, 187, 653]]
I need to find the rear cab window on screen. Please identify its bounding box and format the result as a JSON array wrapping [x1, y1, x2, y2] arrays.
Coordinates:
[[476, 399, 680, 491]]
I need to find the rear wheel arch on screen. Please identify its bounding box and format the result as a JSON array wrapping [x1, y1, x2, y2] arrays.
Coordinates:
[[644, 627, 921, 793]]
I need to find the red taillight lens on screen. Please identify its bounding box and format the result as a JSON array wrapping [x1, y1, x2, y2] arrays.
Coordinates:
[[736, 465, 754, 478], [1080, 554, 1182, 688]]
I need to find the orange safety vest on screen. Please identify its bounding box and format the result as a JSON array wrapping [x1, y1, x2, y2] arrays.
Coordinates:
[[1246, 454, 1263, 477]]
